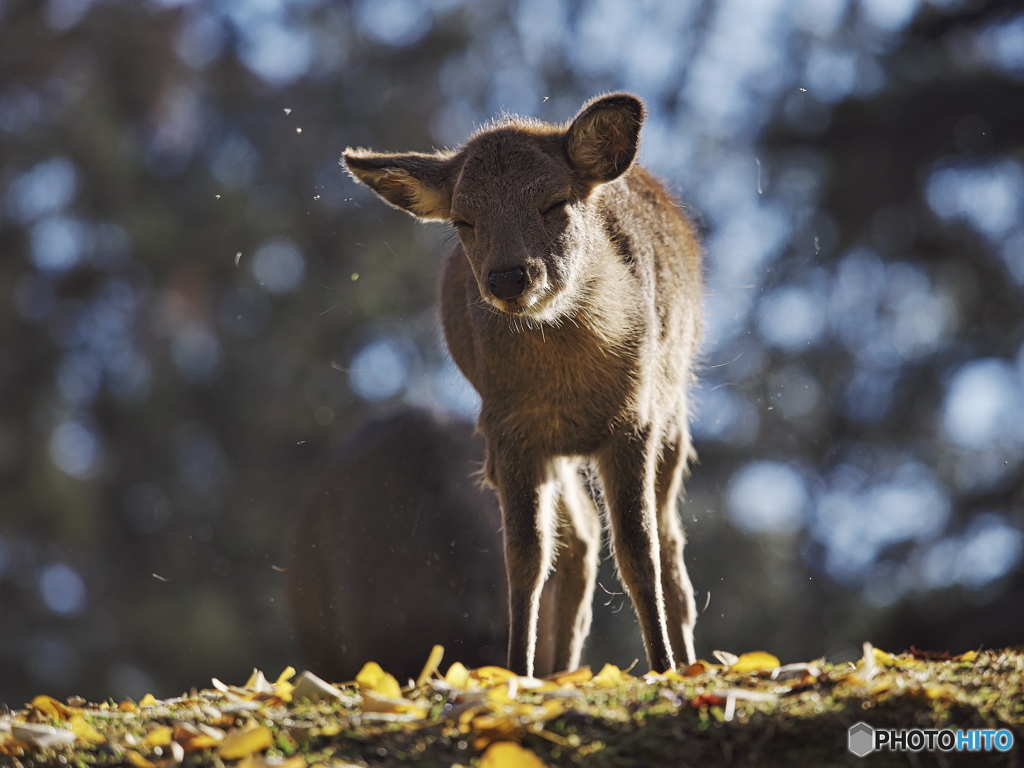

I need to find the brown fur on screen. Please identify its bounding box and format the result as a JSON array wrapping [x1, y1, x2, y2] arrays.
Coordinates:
[[343, 93, 703, 676], [285, 409, 506, 681]]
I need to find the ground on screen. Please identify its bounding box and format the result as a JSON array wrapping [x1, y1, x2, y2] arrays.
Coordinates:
[[1, 646, 1022, 767]]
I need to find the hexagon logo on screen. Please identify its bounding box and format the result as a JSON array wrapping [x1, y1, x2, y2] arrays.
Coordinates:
[[849, 722, 875, 757]]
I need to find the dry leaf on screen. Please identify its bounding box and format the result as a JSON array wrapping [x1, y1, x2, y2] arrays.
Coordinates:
[[552, 667, 592, 686], [356, 662, 403, 699], [730, 651, 781, 674], [218, 724, 274, 760], [479, 741, 548, 768], [360, 690, 427, 719], [125, 749, 156, 768], [141, 725, 172, 749], [712, 650, 740, 667], [69, 716, 105, 745], [291, 671, 344, 703], [592, 664, 631, 687], [445, 662, 471, 689], [31, 695, 76, 720], [416, 645, 445, 688], [12, 723, 76, 750], [472, 667, 518, 687]]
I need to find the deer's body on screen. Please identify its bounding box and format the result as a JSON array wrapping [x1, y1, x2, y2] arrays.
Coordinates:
[[344, 94, 702, 676]]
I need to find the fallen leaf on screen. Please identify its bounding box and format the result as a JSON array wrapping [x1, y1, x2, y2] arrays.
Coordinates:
[[873, 648, 897, 667], [12, 723, 77, 750], [445, 662, 471, 689], [138, 694, 158, 707], [31, 695, 76, 720], [552, 667, 592, 686], [730, 651, 780, 674], [356, 662, 403, 699], [592, 664, 631, 687], [712, 650, 739, 667], [416, 645, 445, 688], [472, 667, 518, 685], [142, 725, 172, 749], [479, 741, 548, 768], [682, 662, 708, 677], [360, 690, 427, 719], [218, 724, 274, 760], [69, 716, 105, 745], [173, 722, 224, 752], [125, 749, 155, 768], [291, 671, 345, 703]]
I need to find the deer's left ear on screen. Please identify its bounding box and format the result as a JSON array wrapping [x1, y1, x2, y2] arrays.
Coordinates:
[[565, 93, 645, 184], [342, 149, 456, 220]]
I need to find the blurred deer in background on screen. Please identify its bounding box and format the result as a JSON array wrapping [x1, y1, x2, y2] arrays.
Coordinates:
[[285, 409, 506, 681], [343, 93, 703, 676]]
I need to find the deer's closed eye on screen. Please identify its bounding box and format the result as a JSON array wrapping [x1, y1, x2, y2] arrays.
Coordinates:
[[542, 200, 570, 216], [452, 219, 474, 229]]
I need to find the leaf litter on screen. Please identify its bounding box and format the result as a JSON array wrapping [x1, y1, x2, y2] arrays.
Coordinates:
[[1, 645, 1022, 767]]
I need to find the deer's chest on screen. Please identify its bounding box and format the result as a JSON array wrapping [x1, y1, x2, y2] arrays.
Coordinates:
[[471, 319, 639, 456]]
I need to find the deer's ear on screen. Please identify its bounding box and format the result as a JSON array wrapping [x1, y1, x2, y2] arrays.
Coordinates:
[[342, 149, 455, 220], [566, 93, 645, 184]]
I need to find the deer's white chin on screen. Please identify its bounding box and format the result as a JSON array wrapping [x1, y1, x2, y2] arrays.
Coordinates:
[[489, 288, 565, 321]]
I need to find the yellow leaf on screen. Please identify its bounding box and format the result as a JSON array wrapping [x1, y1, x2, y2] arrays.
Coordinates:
[[592, 664, 629, 687], [659, 670, 689, 683], [416, 645, 445, 688], [138, 694, 158, 707], [360, 690, 428, 718], [31, 695, 76, 720], [472, 667, 518, 685], [956, 650, 978, 663], [69, 716, 105, 745], [445, 662, 471, 689], [273, 680, 295, 703], [553, 667, 592, 686], [479, 741, 548, 768], [126, 750, 155, 768], [730, 652, 781, 674], [540, 700, 565, 720], [142, 725, 172, 749], [356, 662, 402, 699], [218, 724, 274, 760], [873, 648, 897, 667], [173, 722, 224, 752], [118, 700, 138, 713], [274, 666, 296, 686]]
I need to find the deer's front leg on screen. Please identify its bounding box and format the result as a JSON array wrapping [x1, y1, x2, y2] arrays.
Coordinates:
[[490, 449, 557, 677], [597, 429, 675, 673]]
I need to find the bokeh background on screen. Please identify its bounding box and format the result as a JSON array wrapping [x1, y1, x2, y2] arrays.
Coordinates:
[[2, 0, 1023, 707]]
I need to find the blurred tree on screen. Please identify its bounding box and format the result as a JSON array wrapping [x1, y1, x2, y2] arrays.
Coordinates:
[[0, 0, 1021, 707]]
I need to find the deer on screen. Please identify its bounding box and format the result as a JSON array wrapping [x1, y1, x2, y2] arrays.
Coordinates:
[[286, 409, 507, 681], [342, 93, 703, 677]]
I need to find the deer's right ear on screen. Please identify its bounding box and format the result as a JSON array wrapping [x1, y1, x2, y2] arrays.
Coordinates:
[[342, 149, 454, 220]]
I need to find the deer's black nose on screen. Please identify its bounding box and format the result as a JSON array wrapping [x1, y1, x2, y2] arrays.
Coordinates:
[[488, 267, 527, 300]]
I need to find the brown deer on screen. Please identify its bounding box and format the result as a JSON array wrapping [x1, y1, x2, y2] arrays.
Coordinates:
[[343, 93, 703, 676], [285, 408, 507, 681]]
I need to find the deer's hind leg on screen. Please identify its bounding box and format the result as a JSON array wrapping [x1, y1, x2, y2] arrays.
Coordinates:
[[655, 430, 697, 667]]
